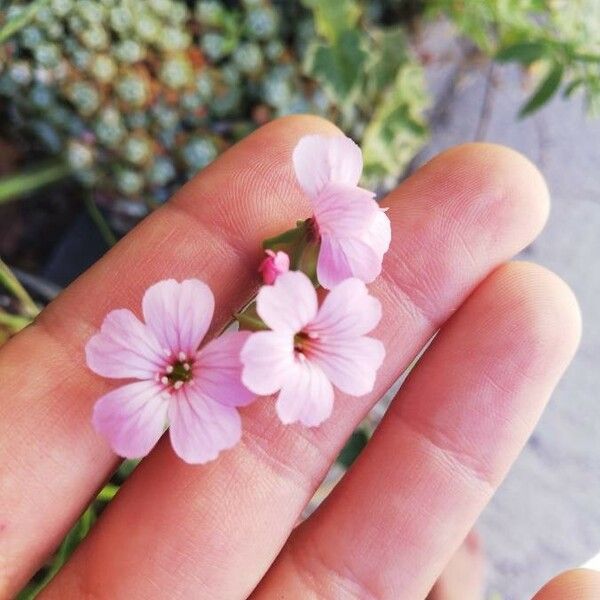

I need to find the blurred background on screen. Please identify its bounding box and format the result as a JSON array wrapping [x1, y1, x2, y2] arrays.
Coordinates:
[[0, 1, 598, 598]]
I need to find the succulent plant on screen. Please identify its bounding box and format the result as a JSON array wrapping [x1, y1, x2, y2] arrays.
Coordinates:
[[0, 0, 429, 216]]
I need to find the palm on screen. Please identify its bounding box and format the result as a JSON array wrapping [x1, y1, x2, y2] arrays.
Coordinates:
[[0, 116, 592, 599]]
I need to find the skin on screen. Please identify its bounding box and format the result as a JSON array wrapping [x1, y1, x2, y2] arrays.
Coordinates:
[[0, 115, 594, 599]]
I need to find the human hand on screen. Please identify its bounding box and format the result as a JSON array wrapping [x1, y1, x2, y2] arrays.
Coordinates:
[[0, 116, 591, 599]]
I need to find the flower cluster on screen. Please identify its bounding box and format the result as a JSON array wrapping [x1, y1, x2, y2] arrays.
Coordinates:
[[86, 134, 391, 464]]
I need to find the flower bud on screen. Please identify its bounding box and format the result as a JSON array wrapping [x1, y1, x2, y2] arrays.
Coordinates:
[[259, 250, 289, 284]]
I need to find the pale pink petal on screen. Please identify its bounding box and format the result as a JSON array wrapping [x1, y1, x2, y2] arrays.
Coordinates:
[[276, 359, 334, 427], [316, 234, 353, 289], [142, 279, 214, 356], [308, 278, 382, 338], [310, 336, 385, 397], [293, 134, 363, 199], [92, 380, 168, 458], [85, 309, 165, 379], [168, 385, 241, 464], [362, 208, 392, 260], [317, 235, 380, 289], [240, 330, 294, 395], [312, 181, 377, 237], [256, 271, 317, 333], [194, 331, 255, 407]]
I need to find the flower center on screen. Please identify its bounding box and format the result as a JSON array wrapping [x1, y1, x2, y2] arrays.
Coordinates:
[[294, 331, 319, 357], [159, 351, 193, 390]]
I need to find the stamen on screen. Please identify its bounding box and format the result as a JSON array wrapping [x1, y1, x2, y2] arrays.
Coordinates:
[[166, 365, 174, 374], [183, 362, 190, 371], [173, 380, 184, 390], [160, 376, 169, 385]]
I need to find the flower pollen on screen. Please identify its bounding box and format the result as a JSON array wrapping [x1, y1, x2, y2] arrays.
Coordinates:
[[162, 355, 194, 390]]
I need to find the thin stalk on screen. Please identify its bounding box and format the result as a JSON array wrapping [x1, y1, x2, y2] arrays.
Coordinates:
[[0, 160, 71, 204], [96, 483, 119, 502], [84, 193, 117, 248], [0, 0, 51, 44], [0, 259, 39, 317], [0, 309, 31, 332]]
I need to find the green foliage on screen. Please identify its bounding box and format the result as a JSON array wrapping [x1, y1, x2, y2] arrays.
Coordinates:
[[302, 0, 428, 183], [306, 30, 368, 104], [431, 0, 600, 115], [519, 62, 564, 117]]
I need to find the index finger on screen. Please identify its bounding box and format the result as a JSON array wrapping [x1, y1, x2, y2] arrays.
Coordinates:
[[0, 115, 337, 597]]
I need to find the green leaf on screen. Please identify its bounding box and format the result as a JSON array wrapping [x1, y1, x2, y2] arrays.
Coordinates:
[[301, 0, 360, 42], [305, 30, 368, 104], [367, 27, 408, 92], [563, 77, 585, 97], [362, 63, 429, 181], [262, 220, 309, 252], [495, 41, 549, 64], [519, 63, 564, 117]]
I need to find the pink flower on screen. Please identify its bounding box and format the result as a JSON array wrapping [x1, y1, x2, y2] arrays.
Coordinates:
[[259, 249, 290, 284], [85, 279, 254, 464], [293, 134, 391, 290], [240, 271, 385, 427]]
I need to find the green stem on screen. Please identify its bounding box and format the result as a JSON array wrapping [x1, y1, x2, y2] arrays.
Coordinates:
[[0, 0, 51, 44], [0, 309, 31, 332], [96, 483, 119, 502], [84, 194, 117, 248], [0, 259, 39, 317], [0, 160, 71, 204]]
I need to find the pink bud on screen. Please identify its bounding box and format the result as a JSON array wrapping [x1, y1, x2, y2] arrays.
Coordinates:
[[259, 250, 290, 284]]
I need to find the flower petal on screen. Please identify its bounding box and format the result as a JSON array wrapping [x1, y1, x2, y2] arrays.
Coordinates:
[[312, 181, 377, 238], [310, 336, 385, 397], [92, 380, 168, 459], [168, 386, 241, 464], [142, 279, 214, 357], [256, 271, 318, 333], [276, 359, 334, 427], [308, 278, 382, 338], [317, 234, 380, 289], [194, 331, 255, 407], [241, 330, 294, 395], [362, 208, 392, 260], [293, 134, 363, 199], [312, 182, 389, 289], [85, 309, 165, 379]]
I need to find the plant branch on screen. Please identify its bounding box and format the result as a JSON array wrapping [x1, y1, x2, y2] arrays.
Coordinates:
[[0, 0, 51, 44], [84, 193, 117, 248], [0, 259, 39, 317], [0, 160, 71, 204]]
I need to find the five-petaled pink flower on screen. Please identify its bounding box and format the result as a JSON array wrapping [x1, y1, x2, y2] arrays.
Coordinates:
[[293, 134, 391, 290], [85, 279, 254, 464], [240, 271, 385, 427], [259, 249, 290, 284]]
